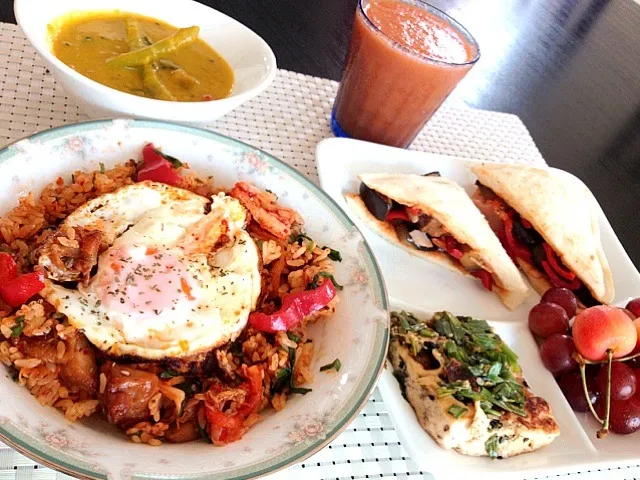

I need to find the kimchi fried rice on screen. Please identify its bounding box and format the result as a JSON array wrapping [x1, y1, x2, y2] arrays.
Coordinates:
[[0, 145, 340, 446]]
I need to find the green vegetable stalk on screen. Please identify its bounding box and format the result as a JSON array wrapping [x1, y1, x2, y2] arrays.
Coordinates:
[[123, 18, 175, 101], [108, 25, 200, 67]]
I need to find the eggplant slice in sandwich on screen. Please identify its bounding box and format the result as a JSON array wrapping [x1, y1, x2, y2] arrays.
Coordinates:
[[345, 173, 529, 310], [470, 163, 614, 305]]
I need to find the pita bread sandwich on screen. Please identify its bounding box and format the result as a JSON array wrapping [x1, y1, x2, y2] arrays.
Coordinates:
[[470, 162, 614, 305], [345, 173, 529, 309]]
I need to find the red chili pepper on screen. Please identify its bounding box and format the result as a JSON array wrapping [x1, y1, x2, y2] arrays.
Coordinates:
[[0, 253, 18, 284], [386, 209, 410, 222], [137, 143, 182, 186], [205, 365, 263, 445], [521, 218, 533, 229], [541, 260, 582, 290], [502, 215, 532, 263], [471, 269, 493, 291], [249, 280, 337, 333], [542, 243, 576, 281], [0, 271, 45, 307]]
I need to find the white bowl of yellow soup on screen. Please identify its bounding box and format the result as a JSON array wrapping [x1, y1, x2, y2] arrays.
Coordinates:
[[15, 0, 277, 123]]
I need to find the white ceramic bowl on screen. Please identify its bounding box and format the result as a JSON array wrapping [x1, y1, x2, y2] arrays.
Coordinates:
[[15, 0, 277, 123], [0, 119, 388, 479]]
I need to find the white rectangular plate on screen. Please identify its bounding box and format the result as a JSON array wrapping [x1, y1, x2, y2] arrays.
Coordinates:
[[316, 137, 640, 478]]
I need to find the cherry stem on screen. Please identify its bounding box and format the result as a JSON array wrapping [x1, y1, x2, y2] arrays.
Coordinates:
[[579, 362, 602, 424], [582, 350, 640, 365], [597, 349, 613, 439]]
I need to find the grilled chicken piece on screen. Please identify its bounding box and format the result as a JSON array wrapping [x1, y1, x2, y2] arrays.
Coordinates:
[[389, 311, 559, 458], [101, 362, 160, 427], [59, 332, 98, 399], [164, 397, 202, 443], [229, 182, 303, 240], [38, 226, 103, 282], [16, 331, 98, 400]]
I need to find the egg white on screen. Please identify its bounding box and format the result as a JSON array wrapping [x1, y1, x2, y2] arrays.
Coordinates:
[[40, 182, 262, 361]]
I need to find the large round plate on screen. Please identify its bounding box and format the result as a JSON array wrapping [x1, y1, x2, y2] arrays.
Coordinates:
[[0, 119, 389, 479]]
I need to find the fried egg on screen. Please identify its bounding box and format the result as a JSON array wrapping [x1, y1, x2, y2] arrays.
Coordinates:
[[39, 181, 262, 361]]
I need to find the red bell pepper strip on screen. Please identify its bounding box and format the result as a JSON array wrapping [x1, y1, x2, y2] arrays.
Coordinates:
[[205, 365, 263, 445], [502, 215, 532, 263], [541, 260, 581, 290], [0, 253, 18, 284], [542, 243, 576, 280], [431, 236, 464, 260], [137, 143, 183, 186], [443, 235, 464, 260], [249, 280, 337, 333], [521, 217, 533, 229], [0, 271, 45, 307], [386, 209, 410, 222], [471, 269, 493, 291], [407, 206, 421, 216]]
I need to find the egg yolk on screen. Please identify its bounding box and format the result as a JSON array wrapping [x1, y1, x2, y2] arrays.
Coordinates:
[[94, 245, 197, 316]]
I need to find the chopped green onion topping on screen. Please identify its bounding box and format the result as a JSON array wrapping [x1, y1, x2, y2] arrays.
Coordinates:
[[287, 332, 300, 343], [266, 189, 278, 199], [485, 434, 500, 458], [198, 424, 212, 443], [326, 247, 342, 262], [320, 358, 341, 372], [11, 316, 25, 338], [154, 148, 183, 168], [159, 369, 180, 379], [447, 404, 468, 419], [288, 347, 312, 395], [308, 272, 343, 290]]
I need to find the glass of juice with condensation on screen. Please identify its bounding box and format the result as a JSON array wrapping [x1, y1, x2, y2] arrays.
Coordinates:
[[331, 0, 480, 148]]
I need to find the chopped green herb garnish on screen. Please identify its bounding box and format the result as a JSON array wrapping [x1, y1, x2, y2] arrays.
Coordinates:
[[271, 367, 292, 395], [326, 247, 342, 262], [228, 342, 244, 358], [175, 378, 201, 397], [287, 332, 300, 343], [11, 316, 24, 338], [159, 369, 180, 379], [444, 340, 468, 363], [434, 311, 466, 344], [99, 162, 105, 174], [392, 310, 526, 418], [289, 232, 313, 244], [308, 272, 343, 290], [288, 347, 312, 395], [198, 424, 212, 443], [320, 358, 341, 372], [154, 148, 183, 168], [447, 404, 468, 419], [485, 434, 500, 458], [409, 336, 420, 356], [488, 362, 502, 379], [306, 239, 316, 253]]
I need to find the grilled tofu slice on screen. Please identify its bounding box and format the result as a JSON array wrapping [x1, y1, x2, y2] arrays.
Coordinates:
[[389, 311, 559, 458]]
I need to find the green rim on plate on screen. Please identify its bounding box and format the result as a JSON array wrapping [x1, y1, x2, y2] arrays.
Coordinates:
[[0, 119, 390, 480]]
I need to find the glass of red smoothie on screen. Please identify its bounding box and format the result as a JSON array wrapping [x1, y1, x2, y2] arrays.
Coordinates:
[[331, 0, 480, 148]]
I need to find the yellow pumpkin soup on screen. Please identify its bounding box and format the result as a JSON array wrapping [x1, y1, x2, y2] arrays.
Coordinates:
[[49, 11, 234, 101]]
